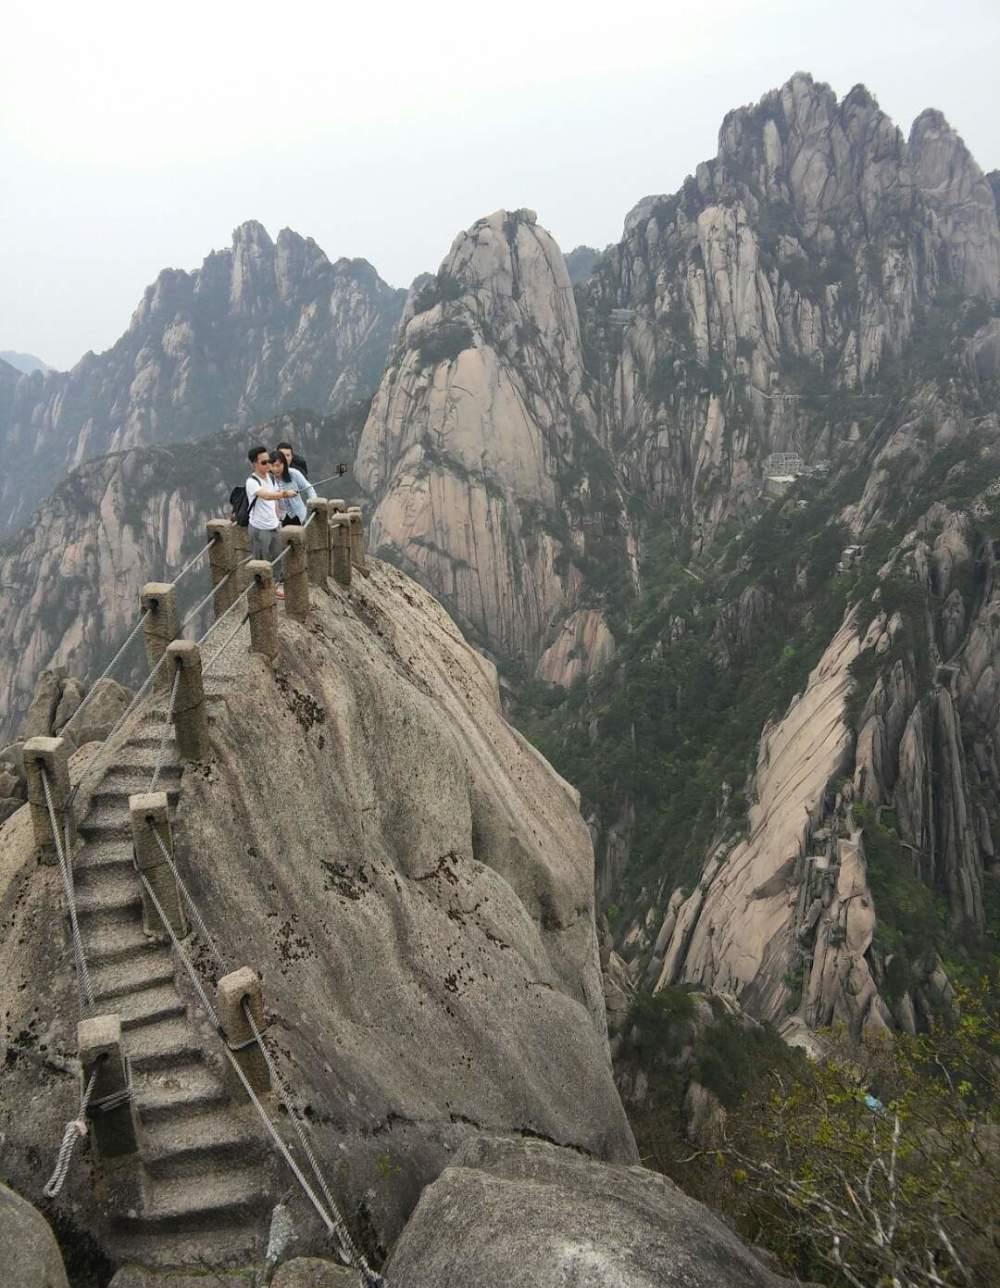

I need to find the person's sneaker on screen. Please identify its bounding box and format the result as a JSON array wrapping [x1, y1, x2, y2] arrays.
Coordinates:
[[275, 586, 285, 599]]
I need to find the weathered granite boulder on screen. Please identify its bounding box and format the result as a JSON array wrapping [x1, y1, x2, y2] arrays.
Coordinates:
[[52, 676, 85, 733], [0, 1181, 69, 1288], [63, 677, 131, 745], [385, 1134, 797, 1287], [1, 559, 635, 1266], [20, 666, 67, 740]]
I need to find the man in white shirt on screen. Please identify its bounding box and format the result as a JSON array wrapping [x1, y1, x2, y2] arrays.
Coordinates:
[[246, 445, 295, 600]]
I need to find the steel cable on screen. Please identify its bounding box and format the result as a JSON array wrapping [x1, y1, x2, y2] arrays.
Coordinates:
[[62, 610, 150, 739], [170, 538, 215, 588], [149, 665, 181, 792], [42, 1067, 98, 1198], [40, 767, 94, 1008], [134, 868, 385, 1285]]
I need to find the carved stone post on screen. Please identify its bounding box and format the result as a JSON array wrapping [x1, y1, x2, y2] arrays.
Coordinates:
[[330, 515, 352, 589], [130, 791, 188, 940], [207, 520, 239, 618], [305, 498, 330, 588], [234, 526, 252, 594], [165, 640, 210, 761], [327, 498, 346, 516], [78, 1014, 139, 1160], [140, 583, 179, 690], [347, 506, 367, 574], [280, 527, 310, 623], [217, 967, 270, 1099], [23, 736, 75, 864], [247, 560, 278, 660]]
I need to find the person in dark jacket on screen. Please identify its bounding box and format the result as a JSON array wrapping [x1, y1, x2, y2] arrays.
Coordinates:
[[276, 440, 308, 478]]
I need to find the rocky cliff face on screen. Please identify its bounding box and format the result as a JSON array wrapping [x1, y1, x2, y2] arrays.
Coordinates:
[[0, 223, 403, 535], [0, 555, 635, 1274], [509, 75, 1000, 1036], [0, 407, 365, 743], [356, 209, 626, 668], [580, 74, 998, 534]]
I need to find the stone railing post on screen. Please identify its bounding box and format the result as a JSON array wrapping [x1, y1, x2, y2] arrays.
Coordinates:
[[348, 506, 367, 574], [78, 1014, 139, 1160], [206, 520, 239, 618], [140, 583, 179, 690], [218, 967, 271, 1098], [247, 560, 278, 660], [129, 791, 188, 940], [330, 515, 352, 589], [164, 641, 210, 761], [327, 497, 346, 517], [234, 526, 252, 594], [280, 527, 310, 623], [23, 736, 75, 864], [305, 498, 330, 587]]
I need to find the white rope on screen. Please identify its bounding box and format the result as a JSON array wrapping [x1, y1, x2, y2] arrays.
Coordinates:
[[170, 539, 215, 588], [43, 1067, 98, 1198], [149, 665, 181, 792], [40, 768, 94, 1008], [134, 870, 384, 1285]]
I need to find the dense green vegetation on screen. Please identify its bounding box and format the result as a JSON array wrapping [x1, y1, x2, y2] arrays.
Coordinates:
[[626, 978, 1000, 1288], [513, 483, 859, 902]]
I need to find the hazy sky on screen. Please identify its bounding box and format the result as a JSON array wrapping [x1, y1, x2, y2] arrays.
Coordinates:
[[3, 0, 998, 370]]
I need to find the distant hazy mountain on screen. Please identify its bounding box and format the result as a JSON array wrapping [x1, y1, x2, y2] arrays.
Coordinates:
[[0, 222, 405, 535], [0, 350, 53, 374]]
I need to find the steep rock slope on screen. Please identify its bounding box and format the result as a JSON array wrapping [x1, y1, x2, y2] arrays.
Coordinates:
[[356, 209, 626, 666], [0, 406, 366, 743], [1, 223, 403, 534], [0, 557, 635, 1273]]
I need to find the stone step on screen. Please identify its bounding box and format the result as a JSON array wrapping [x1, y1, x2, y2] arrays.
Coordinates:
[[79, 800, 178, 842], [141, 1108, 266, 1178], [72, 869, 142, 919], [108, 1224, 263, 1273], [91, 948, 176, 1003], [116, 984, 187, 1032], [124, 1165, 270, 1232], [134, 1062, 228, 1124], [125, 1016, 204, 1072], [73, 841, 135, 881], [92, 777, 181, 809], [83, 919, 160, 967], [78, 803, 133, 842]]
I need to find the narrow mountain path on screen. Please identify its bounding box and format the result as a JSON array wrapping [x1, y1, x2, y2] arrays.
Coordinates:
[[71, 624, 272, 1271]]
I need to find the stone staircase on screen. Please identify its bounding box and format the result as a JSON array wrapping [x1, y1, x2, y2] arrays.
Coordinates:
[[72, 700, 272, 1270]]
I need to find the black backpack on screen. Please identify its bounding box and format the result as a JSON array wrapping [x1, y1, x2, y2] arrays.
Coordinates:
[[229, 478, 258, 527]]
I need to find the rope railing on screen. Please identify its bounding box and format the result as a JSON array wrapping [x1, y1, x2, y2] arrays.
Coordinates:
[[135, 850, 386, 1286], [43, 1066, 99, 1198], [41, 767, 94, 1009], [169, 538, 215, 589], [61, 610, 150, 741], [149, 667, 181, 792], [178, 569, 234, 636]]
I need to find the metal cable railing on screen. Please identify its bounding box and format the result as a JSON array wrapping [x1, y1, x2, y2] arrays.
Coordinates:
[[135, 848, 385, 1286]]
